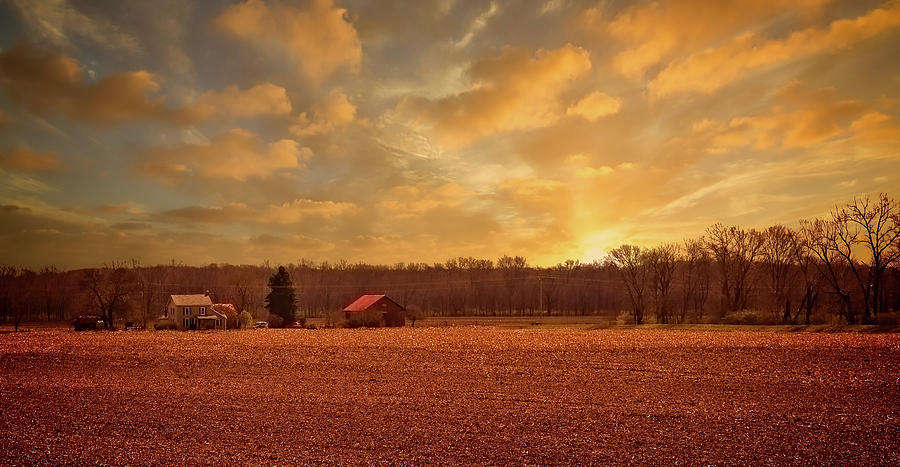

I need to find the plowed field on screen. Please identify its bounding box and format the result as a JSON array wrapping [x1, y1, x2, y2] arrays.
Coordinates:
[[1, 328, 898, 465]]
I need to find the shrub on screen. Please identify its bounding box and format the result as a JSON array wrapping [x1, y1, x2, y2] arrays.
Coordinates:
[[154, 321, 176, 331], [266, 313, 285, 328], [875, 312, 899, 326], [237, 311, 254, 329], [346, 310, 383, 328], [325, 310, 346, 328], [723, 310, 777, 325]]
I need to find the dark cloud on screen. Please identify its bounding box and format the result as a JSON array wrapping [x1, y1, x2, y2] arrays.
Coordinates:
[[0, 43, 204, 125], [0, 146, 64, 172], [110, 222, 152, 230]]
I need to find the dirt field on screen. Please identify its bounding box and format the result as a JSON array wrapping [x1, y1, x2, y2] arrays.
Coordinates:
[[1, 328, 898, 465]]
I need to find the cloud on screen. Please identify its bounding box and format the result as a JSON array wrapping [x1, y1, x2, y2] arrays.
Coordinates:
[[566, 91, 620, 121], [2, 173, 56, 193], [648, 2, 900, 98], [259, 199, 359, 223], [137, 129, 311, 182], [213, 0, 362, 81], [0, 146, 64, 172], [492, 176, 577, 252], [594, 0, 827, 79], [496, 176, 571, 222], [7, 0, 141, 54], [95, 204, 143, 215], [152, 203, 253, 224], [574, 166, 614, 178], [110, 222, 152, 230], [0, 44, 202, 125], [399, 44, 592, 147], [691, 82, 868, 153], [378, 182, 470, 219], [0, 109, 13, 129], [248, 233, 334, 253], [850, 111, 900, 144], [290, 90, 357, 136], [153, 199, 357, 225], [196, 83, 292, 118], [454, 2, 499, 49]]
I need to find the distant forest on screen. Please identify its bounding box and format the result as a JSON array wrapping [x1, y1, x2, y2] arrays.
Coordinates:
[[2, 193, 898, 328]]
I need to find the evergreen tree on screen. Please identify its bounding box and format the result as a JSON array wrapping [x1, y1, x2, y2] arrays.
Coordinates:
[[265, 266, 296, 326]]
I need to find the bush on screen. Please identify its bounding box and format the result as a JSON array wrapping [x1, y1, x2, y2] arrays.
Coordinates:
[[346, 310, 383, 328], [237, 311, 254, 329], [325, 310, 346, 328], [154, 321, 176, 330], [875, 312, 899, 326], [266, 313, 284, 328], [723, 310, 777, 325]]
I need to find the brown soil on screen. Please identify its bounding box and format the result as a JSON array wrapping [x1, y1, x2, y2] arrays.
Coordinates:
[[1, 328, 897, 465]]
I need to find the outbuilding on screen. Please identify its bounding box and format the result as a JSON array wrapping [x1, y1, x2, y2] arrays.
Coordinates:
[[73, 314, 105, 331], [343, 294, 406, 327]]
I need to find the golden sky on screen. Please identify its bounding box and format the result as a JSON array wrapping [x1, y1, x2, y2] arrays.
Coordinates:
[[0, 0, 898, 268]]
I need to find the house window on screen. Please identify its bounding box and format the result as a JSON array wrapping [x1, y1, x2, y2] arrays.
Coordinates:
[[184, 318, 189, 327], [184, 307, 191, 316], [200, 307, 206, 316], [215, 319, 220, 326]]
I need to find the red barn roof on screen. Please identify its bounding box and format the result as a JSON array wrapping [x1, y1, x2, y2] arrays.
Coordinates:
[[343, 294, 405, 312]]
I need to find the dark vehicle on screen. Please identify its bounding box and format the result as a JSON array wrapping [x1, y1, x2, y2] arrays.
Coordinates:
[[73, 315, 105, 331], [254, 321, 269, 329], [285, 321, 304, 329]]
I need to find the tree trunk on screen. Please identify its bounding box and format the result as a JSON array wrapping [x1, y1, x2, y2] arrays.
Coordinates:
[[842, 293, 855, 325]]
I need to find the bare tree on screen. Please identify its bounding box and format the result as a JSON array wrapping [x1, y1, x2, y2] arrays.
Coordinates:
[[608, 245, 648, 324], [233, 274, 252, 317], [8, 269, 37, 331], [498, 255, 527, 315], [82, 262, 134, 329], [705, 224, 764, 314], [132, 260, 168, 327], [801, 218, 856, 324], [646, 243, 679, 323], [793, 229, 820, 325], [761, 225, 799, 322], [0, 266, 15, 324], [681, 239, 711, 322], [839, 193, 900, 322]]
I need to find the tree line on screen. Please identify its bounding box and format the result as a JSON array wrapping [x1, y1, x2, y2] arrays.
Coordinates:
[[1, 193, 898, 329]]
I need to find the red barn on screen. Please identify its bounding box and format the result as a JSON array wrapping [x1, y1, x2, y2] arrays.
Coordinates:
[[343, 294, 406, 327]]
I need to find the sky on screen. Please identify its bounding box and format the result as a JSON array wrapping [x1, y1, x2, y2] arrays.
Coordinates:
[[0, 0, 898, 269]]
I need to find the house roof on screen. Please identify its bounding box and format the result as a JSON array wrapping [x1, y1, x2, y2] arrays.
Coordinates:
[[170, 294, 213, 306], [343, 294, 405, 312]]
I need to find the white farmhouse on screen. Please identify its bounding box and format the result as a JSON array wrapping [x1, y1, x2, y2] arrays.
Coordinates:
[[160, 293, 227, 330]]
